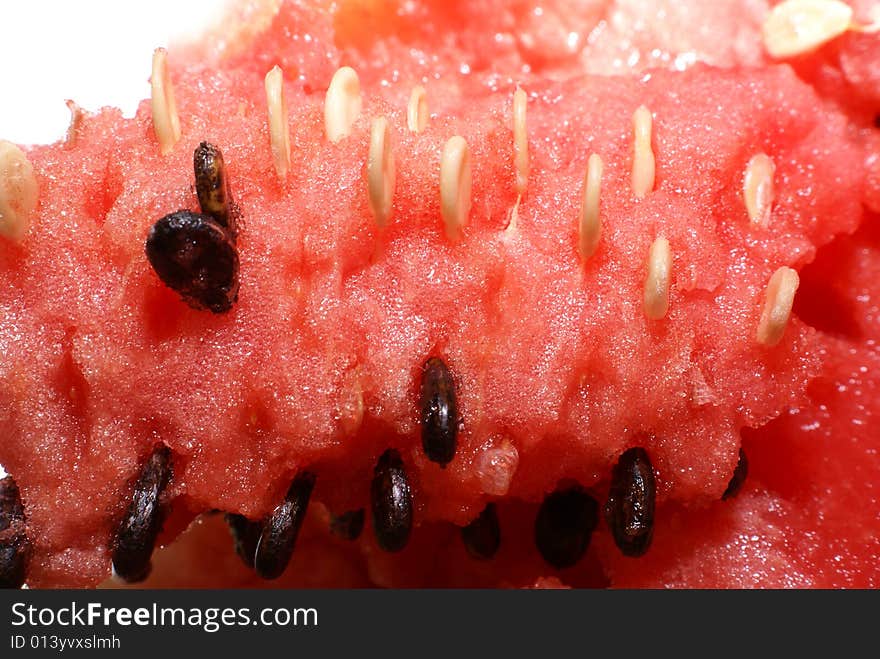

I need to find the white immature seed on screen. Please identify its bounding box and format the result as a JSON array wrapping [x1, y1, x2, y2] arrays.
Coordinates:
[[763, 0, 855, 58], [743, 153, 776, 227], [757, 266, 800, 346], [151, 48, 181, 156], [0, 141, 38, 242], [504, 195, 521, 239], [512, 86, 529, 196], [579, 153, 604, 261], [64, 100, 84, 147], [407, 86, 429, 134], [644, 237, 672, 320], [440, 136, 472, 242], [631, 105, 655, 199], [367, 116, 396, 228], [325, 66, 362, 143], [264, 65, 291, 180]]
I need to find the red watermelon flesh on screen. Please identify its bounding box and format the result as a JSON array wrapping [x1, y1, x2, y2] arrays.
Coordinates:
[[0, 0, 877, 588], [206, 1, 880, 123], [599, 335, 880, 588]]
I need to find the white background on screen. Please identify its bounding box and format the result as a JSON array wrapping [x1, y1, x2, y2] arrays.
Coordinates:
[[0, 0, 230, 145]]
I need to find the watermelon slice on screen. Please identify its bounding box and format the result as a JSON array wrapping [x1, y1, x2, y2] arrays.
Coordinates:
[[0, 0, 878, 589]]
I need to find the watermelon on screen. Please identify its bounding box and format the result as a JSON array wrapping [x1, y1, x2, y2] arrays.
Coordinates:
[[0, 0, 878, 589]]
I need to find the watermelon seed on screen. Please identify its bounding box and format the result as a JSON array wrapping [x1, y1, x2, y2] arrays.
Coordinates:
[[325, 66, 362, 144], [254, 471, 316, 580], [722, 448, 749, 500], [264, 65, 291, 180], [225, 513, 262, 568], [604, 447, 656, 558], [330, 508, 366, 541], [440, 135, 472, 241], [743, 153, 776, 228], [512, 86, 529, 196], [461, 502, 501, 560], [762, 0, 855, 59], [504, 195, 521, 238], [338, 370, 365, 435], [367, 116, 396, 228], [0, 475, 30, 589], [579, 153, 604, 261], [194, 141, 234, 234], [534, 485, 599, 569], [150, 48, 181, 156], [64, 100, 85, 148], [407, 86, 429, 133], [420, 356, 459, 467], [111, 444, 173, 583], [631, 105, 655, 199], [371, 449, 413, 553], [0, 141, 38, 242], [145, 210, 240, 314], [757, 266, 800, 346], [644, 237, 672, 320]]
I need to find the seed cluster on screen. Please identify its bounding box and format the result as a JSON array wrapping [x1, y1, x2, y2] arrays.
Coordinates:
[[145, 142, 240, 313], [142, 59, 804, 341]]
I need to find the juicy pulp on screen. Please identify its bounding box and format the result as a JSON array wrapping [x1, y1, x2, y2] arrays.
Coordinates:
[[0, 0, 878, 588]]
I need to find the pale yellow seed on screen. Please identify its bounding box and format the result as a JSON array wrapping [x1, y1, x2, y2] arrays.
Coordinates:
[[757, 266, 800, 346], [64, 100, 84, 147], [513, 86, 529, 196], [579, 153, 604, 261], [644, 237, 672, 320], [150, 48, 181, 156], [504, 195, 521, 240], [0, 141, 38, 242], [439, 136, 472, 242], [325, 66, 362, 143], [367, 116, 396, 228], [264, 65, 291, 180], [338, 375, 365, 436], [762, 0, 854, 58], [407, 86, 429, 133], [631, 105, 655, 199], [743, 153, 776, 227]]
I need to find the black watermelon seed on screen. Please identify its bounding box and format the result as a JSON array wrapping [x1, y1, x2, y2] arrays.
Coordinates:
[[722, 448, 749, 501], [145, 210, 239, 314], [371, 449, 413, 553], [874, 114, 880, 129], [534, 485, 599, 569], [330, 508, 365, 541], [0, 476, 30, 589], [194, 141, 235, 234], [419, 356, 458, 467], [225, 513, 263, 568], [112, 445, 173, 583], [254, 471, 316, 580], [461, 503, 501, 560], [604, 447, 656, 558]]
